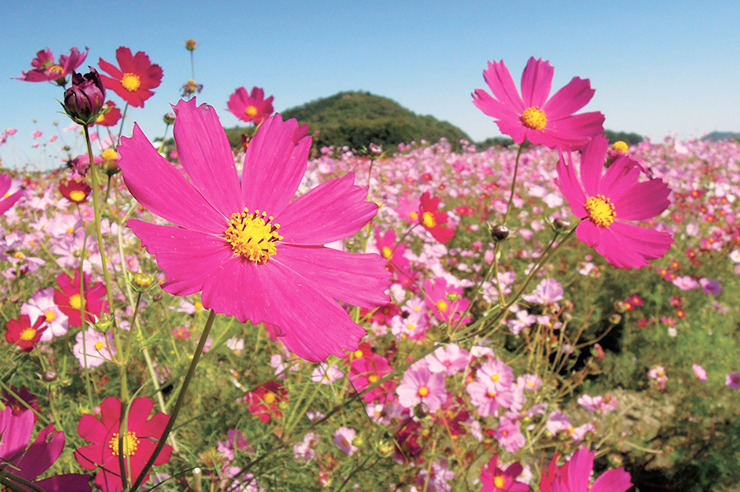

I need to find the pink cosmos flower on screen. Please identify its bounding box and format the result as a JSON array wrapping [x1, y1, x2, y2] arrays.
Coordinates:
[[539, 448, 632, 492], [334, 426, 358, 456], [556, 135, 673, 269], [726, 372, 740, 389], [425, 343, 470, 375], [480, 455, 529, 492], [98, 47, 163, 107], [466, 379, 515, 417], [477, 359, 515, 391], [53, 271, 108, 327], [75, 397, 172, 492], [396, 365, 447, 413], [495, 417, 525, 453], [0, 173, 24, 215], [648, 365, 668, 390], [227, 86, 275, 125], [118, 98, 390, 361], [692, 364, 707, 382], [349, 353, 395, 403], [523, 278, 564, 304], [425, 276, 470, 325], [73, 327, 116, 368], [16, 47, 88, 84], [0, 407, 91, 491], [419, 192, 455, 243], [4, 314, 47, 352], [473, 57, 604, 150]]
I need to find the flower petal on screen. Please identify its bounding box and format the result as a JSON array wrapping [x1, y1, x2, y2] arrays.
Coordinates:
[[520, 57, 553, 108], [128, 220, 232, 296], [481, 60, 525, 112], [556, 153, 587, 218], [119, 124, 225, 234], [241, 114, 311, 217], [16, 424, 64, 480], [578, 135, 610, 196], [589, 468, 633, 492], [172, 99, 242, 216], [543, 76, 596, 118], [277, 173, 377, 245], [271, 245, 391, 308]]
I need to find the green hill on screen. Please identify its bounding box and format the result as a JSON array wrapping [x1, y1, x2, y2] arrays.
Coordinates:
[[225, 91, 470, 153]]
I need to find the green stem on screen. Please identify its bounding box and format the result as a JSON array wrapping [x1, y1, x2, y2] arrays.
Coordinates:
[[129, 309, 217, 492], [503, 144, 524, 225]]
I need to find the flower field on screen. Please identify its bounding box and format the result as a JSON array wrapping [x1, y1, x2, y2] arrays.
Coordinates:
[[1, 43, 739, 492]]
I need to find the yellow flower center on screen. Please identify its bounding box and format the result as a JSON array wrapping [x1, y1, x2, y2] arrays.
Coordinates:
[[121, 73, 141, 92], [45, 311, 56, 322], [382, 246, 393, 260], [48, 64, 64, 75], [94, 341, 105, 351], [245, 105, 258, 117], [585, 194, 616, 227], [264, 392, 276, 404], [69, 294, 82, 310], [66, 227, 74, 234], [521, 107, 547, 130], [353, 349, 363, 358], [422, 211, 436, 228], [224, 208, 282, 263], [368, 374, 379, 383], [19, 328, 37, 341], [436, 299, 448, 313], [494, 475, 506, 489], [194, 301, 203, 312], [409, 211, 418, 221], [13, 252, 25, 260], [487, 390, 497, 398], [406, 323, 415, 331], [108, 431, 140, 457], [69, 190, 86, 202], [418, 386, 429, 397], [611, 141, 629, 153], [491, 374, 500, 382], [102, 148, 118, 161]]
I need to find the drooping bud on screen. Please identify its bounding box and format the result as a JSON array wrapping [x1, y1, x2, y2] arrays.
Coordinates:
[[43, 369, 59, 382], [490, 223, 510, 242], [368, 142, 383, 157], [62, 68, 106, 126], [552, 217, 572, 232]]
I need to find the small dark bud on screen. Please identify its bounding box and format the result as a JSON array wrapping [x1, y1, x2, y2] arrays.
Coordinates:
[[368, 143, 383, 156], [609, 313, 622, 324], [43, 369, 59, 382], [63, 68, 106, 126], [152, 292, 164, 302], [490, 224, 510, 242], [553, 217, 572, 231], [163, 112, 176, 125]]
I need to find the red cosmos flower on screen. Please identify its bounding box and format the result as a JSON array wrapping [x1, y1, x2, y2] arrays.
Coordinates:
[[15, 47, 88, 84], [419, 192, 454, 243], [5, 315, 47, 352], [473, 57, 604, 150], [53, 271, 108, 327], [96, 101, 122, 127], [480, 455, 529, 492], [227, 86, 274, 124], [59, 177, 92, 204], [349, 353, 395, 403], [245, 381, 287, 423], [75, 397, 172, 492], [98, 47, 163, 108]]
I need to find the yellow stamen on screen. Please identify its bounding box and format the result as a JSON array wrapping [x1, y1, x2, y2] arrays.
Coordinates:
[[585, 194, 616, 227], [409, 211, 418, 221], [19, 328, 37, 341], [264, 392, 276, 404], [69, 294, 82, 310], [121, 73, 141, 92], [521, 107, 547, 130], [194, 301, 203, 312], [418, 386, 429, 397], [48, 64, 64, 75], [368, 374, 379, 384], [69, 190, 86, 202], [102, 148, 118, 161], [491, 374, 500, 382], [108, 431, 140, 457], [611, 141, 629, 153], [225, 208, 282, 263], [94, 341, 105, 351], [422, 211, 436, 228], [494, 476, 506, 489], [45, 311, 56, 322], [436, 299, 448, 313], [382, 246, 393, 260], [245, 105, 258, 117]]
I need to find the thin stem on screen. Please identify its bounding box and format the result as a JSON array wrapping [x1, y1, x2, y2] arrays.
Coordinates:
[[129, 309, 217, 492], [502, 144, 524, 225]]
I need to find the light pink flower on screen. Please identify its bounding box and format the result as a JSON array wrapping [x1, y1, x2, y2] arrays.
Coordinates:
[[692, 364, 707, 382], [425, 344, 470, 375], [333, 426, 358, 456], [396, 366, 447, 413], [726, 372, 740, 390]]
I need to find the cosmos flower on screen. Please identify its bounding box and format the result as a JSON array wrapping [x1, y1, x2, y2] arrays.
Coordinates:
[[0, 407, 91, 491], [59, 177, 92, 204], [539, 448, 631, 492], [227, 86, 275, 125], [473, 57, 604, 150], [396, 365, 447, 413], [96, 101, 123, 127], [5, 314, 47, 352], [556, 135, 673, 270], [419, 192, 455, 244], [0, 172, 24, 215], [53, 271, 108, 327], [98, 47, 163, 107], [75, 397, 172, 492], [479, 455, 529, 492], [334, 426, 358, 456], [118, 98, 390, 361], [726, 372, 740, 390], [16, 47, 88, 84]]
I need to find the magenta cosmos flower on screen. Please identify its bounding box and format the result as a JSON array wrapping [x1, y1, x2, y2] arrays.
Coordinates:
[[118, 98, 390, 361], [227, 86, 275, 125], [540, 448, 632, 492], [480, 455, 529, 492], [556, 135, 673, 269], [15, 47, 88, 84], [473, 57, 604, 150]]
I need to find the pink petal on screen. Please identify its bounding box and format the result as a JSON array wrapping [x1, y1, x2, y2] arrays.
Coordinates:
[[543, 76, 596, 119], [600, 222, 674, 269], [556, 153, 587, 218], [172, 99, 242, 216], [472, 88, 519, 121], [0, 408, 34, 463], [566, 448, 594, 492], [128, 220, 233, 296], [277, 173, 377, 245], [579, 136, 610, 196], [545, 112, 605, 150], [610, 178, 671, 221], [272, 245, 390, 308], [481, 60, 525, 112], [100, 396, 122, 428], [119, 124, 225, 234], [241, 114, 311, 217], [124, 397, 154, 434], [77, 414, 107, 444], [35, 474, 93, 492], [16, 424, 64, 480], [520, 57, 553, 108], [589, 468, 633, 492], [496, 118, 528, 145]]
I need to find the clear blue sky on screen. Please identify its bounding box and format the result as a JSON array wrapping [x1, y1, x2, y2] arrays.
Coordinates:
[[2, 0, 739, 168]]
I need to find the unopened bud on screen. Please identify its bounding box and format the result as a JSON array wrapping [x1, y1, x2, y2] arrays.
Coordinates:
[[94, 319, 113, 333], [368, 143, 383, 156], [43, 369, 59, 382], [163, 112, 176, 125], [185, 39, 197, 51], [132, 272, 154, 291], [352, 436, 364, 447], [552, 217, 571, 231], [490, 224, 509, 242], [63, 68, 106, 126], [375, 439, 395, 458], [608, 313, 622, 324]]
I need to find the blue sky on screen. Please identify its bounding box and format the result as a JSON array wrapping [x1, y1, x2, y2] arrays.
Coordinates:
[[1, 0, 739, 169]]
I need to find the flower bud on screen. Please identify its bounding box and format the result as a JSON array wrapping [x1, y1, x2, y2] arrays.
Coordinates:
[[132, 272, 155, 291], [43, 369, 59, 382], [374, 439, 395, 458], [490, 224, 509, 242], [163, 112, 176, 125], [94, 319, 113, 333], [63, 68, 106, 126], [185, 39, 197, 51], [552, 217, 572, 232], [368, 143, 383, 156], [608, 313, 622, 324]]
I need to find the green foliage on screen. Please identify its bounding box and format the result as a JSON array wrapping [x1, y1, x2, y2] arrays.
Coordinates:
[[603, 129, 643, 145]]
